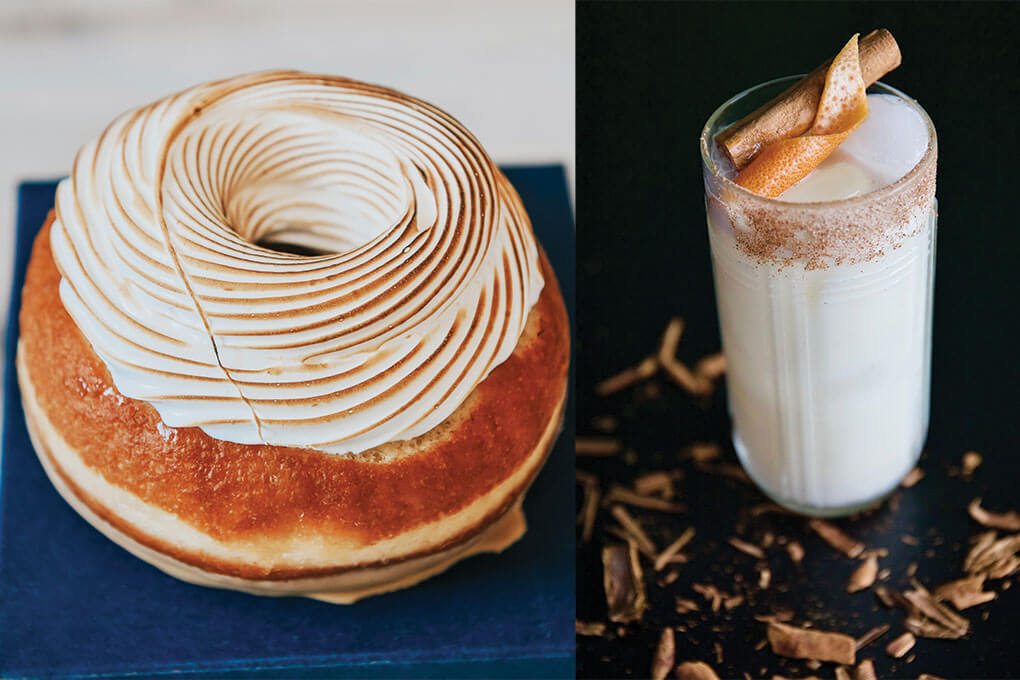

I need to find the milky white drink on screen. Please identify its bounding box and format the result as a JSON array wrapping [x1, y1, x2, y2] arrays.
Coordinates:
[[701, 81, 937, 515]]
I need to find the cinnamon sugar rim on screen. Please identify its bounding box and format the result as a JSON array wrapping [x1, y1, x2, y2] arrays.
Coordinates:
[[700, 76, 937, 209]]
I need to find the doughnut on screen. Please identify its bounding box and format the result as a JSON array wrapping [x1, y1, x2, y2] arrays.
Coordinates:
[[17, 71, 569, 603]]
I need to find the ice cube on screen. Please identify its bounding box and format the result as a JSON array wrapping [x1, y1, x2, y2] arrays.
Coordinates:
[[839, 94, 928, 188], [780, 153, 876, 202], [778, 94, 928, 202]]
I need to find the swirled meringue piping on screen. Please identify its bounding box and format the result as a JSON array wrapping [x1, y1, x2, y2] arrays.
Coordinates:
[[51, 71, 544, 455]]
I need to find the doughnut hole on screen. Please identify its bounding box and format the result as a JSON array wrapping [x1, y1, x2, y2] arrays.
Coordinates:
[[213, 118, 413, 257]]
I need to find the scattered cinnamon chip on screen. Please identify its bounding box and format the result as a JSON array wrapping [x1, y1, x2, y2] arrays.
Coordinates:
[[728, 536, 766, 559], [962, 538, 995, 574], [694, 352, 727, 382], [683, 442, 722, 463], [656, 527, 696, 571], [901, 534, 920, 546], [906, 562, 918, 578], [576, 436, 622, 456], [675, 596, 700, 614], [961, 451, 982, 477], [677, 595, 701, 615], [634, 471, 676, 498], [576, 471, 600, 543], [901, 467, 925, 488], [602, 542, 647, 623], [651, 627, 675, 680], [917, 675, 946, 680], [607, 485, 687, 513], [933, 575, 997, 609], [854, 659, 877, 680], [581, 322, 1016, 673], [605, 526, 656, 559], [847, 555, 879, 593], [985, 554, 1020, 579], [809, 519, 865, 558], [963, 531, 999, 573], [855, 623, 890, 650], [675, 661, 721, 680], [596, 356, 658, 396], [657, 317, 685, 366], [575, 620, 607, 636], [662, 359, 711, 395], [754, 609, 794, 623], [968, 498, 1020, 531], [885, 631, 915, 658], [655, 318, 712, 395], [767, 621, 856, 665], [900, 579, 970, 639], [693, 583, 726, 613], [660, 319, 693, 367], [903, 616, 946, 639], [723, 594, 745, 610], [610, 505, 658, 555], [874, 585, 897, 608]]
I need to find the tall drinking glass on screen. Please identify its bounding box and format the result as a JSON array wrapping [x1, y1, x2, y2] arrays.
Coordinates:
[[700, 78, 937, 516]]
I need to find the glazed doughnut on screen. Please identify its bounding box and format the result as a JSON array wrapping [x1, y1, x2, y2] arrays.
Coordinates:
[[17, 72, 569, 602]]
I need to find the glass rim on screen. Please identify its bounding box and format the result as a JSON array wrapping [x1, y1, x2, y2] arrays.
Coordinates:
[[700, 75, 937, 208]]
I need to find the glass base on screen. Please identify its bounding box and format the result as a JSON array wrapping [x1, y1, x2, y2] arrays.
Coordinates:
[[733, 432, 907, 518]]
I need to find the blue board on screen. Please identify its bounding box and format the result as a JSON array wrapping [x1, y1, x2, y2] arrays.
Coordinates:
[[0, 166, 575, 679]]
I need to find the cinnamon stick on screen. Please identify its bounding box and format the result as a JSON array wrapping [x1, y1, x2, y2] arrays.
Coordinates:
[[715, 29, 901, 169]]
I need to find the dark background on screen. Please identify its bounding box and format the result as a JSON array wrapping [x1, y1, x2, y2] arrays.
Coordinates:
[[577, 2, 1020, 678]]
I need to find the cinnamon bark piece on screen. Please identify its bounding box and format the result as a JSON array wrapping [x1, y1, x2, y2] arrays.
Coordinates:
[[767, 621, 856, 665], [715, 29, 901, 169]]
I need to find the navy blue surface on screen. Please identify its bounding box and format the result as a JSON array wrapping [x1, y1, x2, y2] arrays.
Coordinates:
[[0, 166, 575, 679]]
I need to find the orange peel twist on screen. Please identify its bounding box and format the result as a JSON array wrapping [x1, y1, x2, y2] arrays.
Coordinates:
[[734, 34, 870, 198]]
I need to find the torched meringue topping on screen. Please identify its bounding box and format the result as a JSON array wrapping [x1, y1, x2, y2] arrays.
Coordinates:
[[51, 71, 544, 454]]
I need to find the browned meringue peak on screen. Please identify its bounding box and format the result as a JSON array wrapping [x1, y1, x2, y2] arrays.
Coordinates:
[[51, 71, 543, 454]]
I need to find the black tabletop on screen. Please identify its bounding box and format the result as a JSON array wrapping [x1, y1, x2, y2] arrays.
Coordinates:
[[576, 2, 1020, 678]]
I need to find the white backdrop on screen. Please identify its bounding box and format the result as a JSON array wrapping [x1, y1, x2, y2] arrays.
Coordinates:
[[0, 0, 573, 430]]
